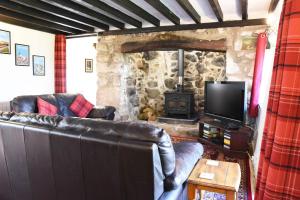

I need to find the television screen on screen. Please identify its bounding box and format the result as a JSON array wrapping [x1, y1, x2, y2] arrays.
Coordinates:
[[204, 81, 246, 122]]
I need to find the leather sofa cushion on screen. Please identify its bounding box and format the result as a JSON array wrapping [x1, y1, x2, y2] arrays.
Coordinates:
[[57, 118, 176, 176], [56, 97, 76, 117], [54, 93, 77, 117], [87, 106, 116, 120], [164, 142, 203, 190], [11, 95, 38, 113]]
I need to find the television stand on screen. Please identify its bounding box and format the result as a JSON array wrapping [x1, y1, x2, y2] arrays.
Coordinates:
[[198, 116, 253, 158]]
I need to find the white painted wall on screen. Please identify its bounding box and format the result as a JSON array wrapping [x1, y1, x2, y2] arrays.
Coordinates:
[[0, 21, 55, 102], [66, 36, 97, 104]]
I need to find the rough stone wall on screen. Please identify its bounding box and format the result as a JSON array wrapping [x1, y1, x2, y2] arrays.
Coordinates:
[[97, 25, 267, 120], [124, 51, 226, 119]]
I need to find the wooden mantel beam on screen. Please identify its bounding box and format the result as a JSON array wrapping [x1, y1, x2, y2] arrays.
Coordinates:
[[121, 39, 227, 53]]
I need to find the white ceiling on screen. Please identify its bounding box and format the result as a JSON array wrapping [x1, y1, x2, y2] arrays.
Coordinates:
[[99, 0, 273, 30]]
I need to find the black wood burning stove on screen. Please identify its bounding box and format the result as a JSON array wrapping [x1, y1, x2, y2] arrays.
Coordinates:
[[163, 49, 195, 119], [164, 91, 194, 119]]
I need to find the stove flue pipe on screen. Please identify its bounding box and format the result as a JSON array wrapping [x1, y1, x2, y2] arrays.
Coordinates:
[[177, 49, 184, 92]]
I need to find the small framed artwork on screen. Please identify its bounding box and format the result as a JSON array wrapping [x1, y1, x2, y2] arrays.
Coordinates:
[[15, 44, 30, 66], [85, 58, 93, 73], [33, 55, 45, 76], [0, 29, 11, 54], [241, 36, 257, 50]]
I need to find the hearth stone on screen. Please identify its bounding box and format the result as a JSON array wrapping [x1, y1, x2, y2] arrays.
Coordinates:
[[157, 115, 199, 125]]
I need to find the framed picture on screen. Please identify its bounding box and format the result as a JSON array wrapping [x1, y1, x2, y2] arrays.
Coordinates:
[[85, 58, 93, 73], [241, 36, 257, 50], [33, 55, 45, 76], [15, 44, 30, 66], [0, 29, 11, 54]]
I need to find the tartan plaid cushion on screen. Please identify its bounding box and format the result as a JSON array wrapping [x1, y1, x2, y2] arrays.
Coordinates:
[[37, 97, 58, 116], [70, 94, 94, 117]]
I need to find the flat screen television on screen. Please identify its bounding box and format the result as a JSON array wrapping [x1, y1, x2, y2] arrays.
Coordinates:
[[204, 81, 247, 123]]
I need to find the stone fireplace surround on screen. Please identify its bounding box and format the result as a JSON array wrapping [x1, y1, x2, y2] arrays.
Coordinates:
[[97, 25, 266, 120]]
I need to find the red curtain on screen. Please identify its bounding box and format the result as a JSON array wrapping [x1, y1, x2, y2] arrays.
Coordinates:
[[249, 33, 268, 117], [54, 34, 66, 93], [255, 0, 300, 199]]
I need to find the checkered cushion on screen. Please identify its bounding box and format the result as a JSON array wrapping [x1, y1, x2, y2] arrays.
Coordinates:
[[70, 94, 94, 118], [37, 97, 58, 116]]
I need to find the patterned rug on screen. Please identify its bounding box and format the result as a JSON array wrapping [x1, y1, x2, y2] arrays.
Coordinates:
[[199, 145, 252, 200]]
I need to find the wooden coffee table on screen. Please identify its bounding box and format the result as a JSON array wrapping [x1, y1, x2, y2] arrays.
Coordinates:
[[188, 159, 241, 200]]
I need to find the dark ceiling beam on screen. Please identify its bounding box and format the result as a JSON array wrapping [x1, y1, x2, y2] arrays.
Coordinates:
[[0, 7, 82, 34], [269, 0, 280, 13], [0, 14, 66, 34], [11, 0, 109, 30], [111, 0, 160, 27], [145, 0, 180, 25], [66, 33, 97, 39], [240, 0, 248, 20], [73, 0, 142, 28], [0, 1, 94, 32], [99, 18, 267, 36], [207, 0, 223, 22], [40, 0, 125, 29], [176, 0, 201, 24]]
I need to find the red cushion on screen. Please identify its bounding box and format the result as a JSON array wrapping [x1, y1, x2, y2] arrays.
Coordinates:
[[37, 97, 58, 116], [70, 94, 94, 118]]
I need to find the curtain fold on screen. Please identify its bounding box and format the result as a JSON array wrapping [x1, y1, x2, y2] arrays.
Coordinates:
[[249, 33, 268, 117], [255, 0, 300, 199], [54, 34, 66, 93]]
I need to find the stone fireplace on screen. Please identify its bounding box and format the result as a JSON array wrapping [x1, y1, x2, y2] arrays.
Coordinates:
[[123, 49, 226, 120], [96, 25, 266, 120]]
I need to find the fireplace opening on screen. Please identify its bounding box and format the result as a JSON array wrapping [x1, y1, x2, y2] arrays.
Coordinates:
[[162, 49, 196, 120]]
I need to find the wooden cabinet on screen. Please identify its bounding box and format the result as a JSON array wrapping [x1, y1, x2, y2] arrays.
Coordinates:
[[198, 116, 254, 158]]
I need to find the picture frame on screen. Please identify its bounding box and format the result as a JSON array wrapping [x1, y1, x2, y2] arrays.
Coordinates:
[[241, 36, 257, 50], [33, 55, 45, 76], [15, 43, 30, 66], [85, 58, 93, 73], [0, 29, 11, 54]]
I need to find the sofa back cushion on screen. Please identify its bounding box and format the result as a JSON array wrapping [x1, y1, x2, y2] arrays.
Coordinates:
[[11, 95, 38, 113], [54, 93, 77, 116], [58, 117, 176, 176], [11, 94, 57, 113], [0, 113, 166, 200]]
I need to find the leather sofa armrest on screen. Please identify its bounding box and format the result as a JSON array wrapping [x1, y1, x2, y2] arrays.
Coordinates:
[[164, 142, 203, 191], [86, 106, 116, 120]]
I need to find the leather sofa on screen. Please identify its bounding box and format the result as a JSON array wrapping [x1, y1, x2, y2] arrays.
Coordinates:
[[0, 112, 203, 200], [10, 93, 116, 120]]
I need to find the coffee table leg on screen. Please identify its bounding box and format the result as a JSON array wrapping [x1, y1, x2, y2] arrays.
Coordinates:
[[188, 183, 197, 200], [226, 191, 236, 200]]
